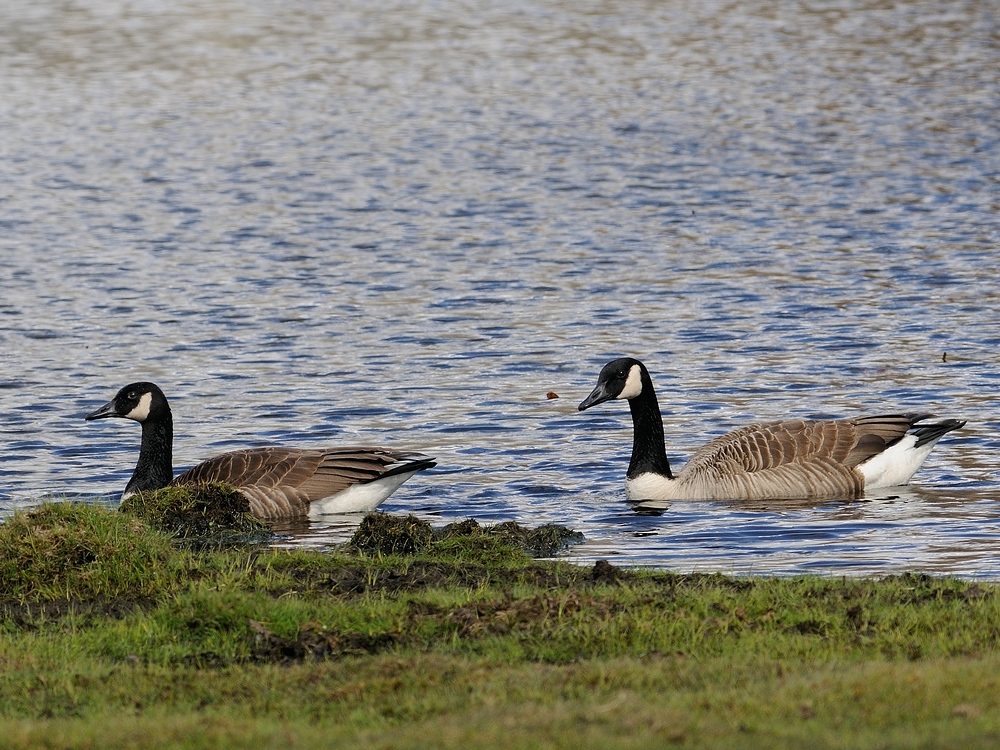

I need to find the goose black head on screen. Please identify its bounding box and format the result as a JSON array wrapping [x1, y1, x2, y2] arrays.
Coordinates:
[[85, 382, 170, 423], [578, 357, 647, 411]]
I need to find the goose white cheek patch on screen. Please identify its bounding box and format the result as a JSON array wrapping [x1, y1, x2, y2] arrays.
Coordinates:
[[125, 392, 153, 422], [618, 364, 643, 400]]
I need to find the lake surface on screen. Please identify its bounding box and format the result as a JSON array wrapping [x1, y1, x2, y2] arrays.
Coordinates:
[[1, 0, 998, 577]]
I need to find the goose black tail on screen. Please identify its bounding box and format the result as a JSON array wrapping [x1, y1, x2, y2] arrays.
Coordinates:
[[375, 457, 437, 482], [911, 418, 966, 448]]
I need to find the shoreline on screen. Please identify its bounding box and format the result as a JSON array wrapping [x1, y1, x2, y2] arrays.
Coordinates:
[[1, 501, 998, 748]]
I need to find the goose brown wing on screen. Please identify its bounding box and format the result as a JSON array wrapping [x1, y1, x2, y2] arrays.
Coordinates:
[[674, 414, 923, 499], [172, 446, 427, 518], [173, 447, 323, 488], [295, 447, 425, 498], [841, 414, 929, 466]]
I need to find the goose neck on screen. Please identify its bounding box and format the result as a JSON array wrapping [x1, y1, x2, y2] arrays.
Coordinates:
[[126, 414, 174, 494], [626, 387, 673, 480]]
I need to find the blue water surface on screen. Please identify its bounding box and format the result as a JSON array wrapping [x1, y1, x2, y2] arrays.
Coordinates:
[[1, 0, 998, 576]]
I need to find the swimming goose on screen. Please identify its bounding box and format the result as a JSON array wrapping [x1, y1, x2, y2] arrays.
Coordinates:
[[578, 357, 965, 502], [85, 382, 436, 519]]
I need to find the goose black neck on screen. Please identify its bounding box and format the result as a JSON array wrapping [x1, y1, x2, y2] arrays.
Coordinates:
[[125, 413, 174, 494], [626, 377, 673, 480]]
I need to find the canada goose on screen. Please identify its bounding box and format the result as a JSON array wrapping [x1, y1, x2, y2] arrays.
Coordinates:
[[578, 357, 965, 502], [85, 382, 436, 519]]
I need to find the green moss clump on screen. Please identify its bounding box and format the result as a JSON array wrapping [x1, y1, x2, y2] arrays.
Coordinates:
[[436, 518, 484, 539], [121, 483, 270, 544], [436, 518, 584, 556], [350, 513, 435, 555], [351, 514, 584, 559], [0, 502, 173, 602], [480, 520, 585, 557]]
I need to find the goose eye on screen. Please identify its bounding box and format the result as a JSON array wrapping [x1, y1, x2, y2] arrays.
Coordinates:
[[127, 391, 137, 400]]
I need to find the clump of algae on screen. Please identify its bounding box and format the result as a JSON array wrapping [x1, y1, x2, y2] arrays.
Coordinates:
[[121, 483, 270, 545], [350, 512, 584, 558], [446, 519, 586, 557], [350, 513, 435, 555]]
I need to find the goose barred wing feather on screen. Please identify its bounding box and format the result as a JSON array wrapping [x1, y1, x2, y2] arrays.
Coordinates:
[[295, 447, 427, 497], [173, 446, 423, 518], [674, 414, 926, 500]]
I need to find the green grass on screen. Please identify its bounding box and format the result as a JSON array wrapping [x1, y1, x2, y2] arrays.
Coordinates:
[[0, 503, 175, 602], [1, 501, 1000, 748]]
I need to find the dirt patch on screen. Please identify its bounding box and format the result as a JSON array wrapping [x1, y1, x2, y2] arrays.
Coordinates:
[[0, 598, 155, 629], [408, 590, 625, 637], [319, 559, 572, 596], [590, 559, 633, 585], [248, 619, 397, 665], [263, 555, 663, 601]]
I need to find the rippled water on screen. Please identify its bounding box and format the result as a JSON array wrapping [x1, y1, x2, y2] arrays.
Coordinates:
[[1, 0, 999, 577]]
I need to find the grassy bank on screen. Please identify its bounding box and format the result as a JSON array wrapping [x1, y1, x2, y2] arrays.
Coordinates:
[[1, 502, 999, 748]]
